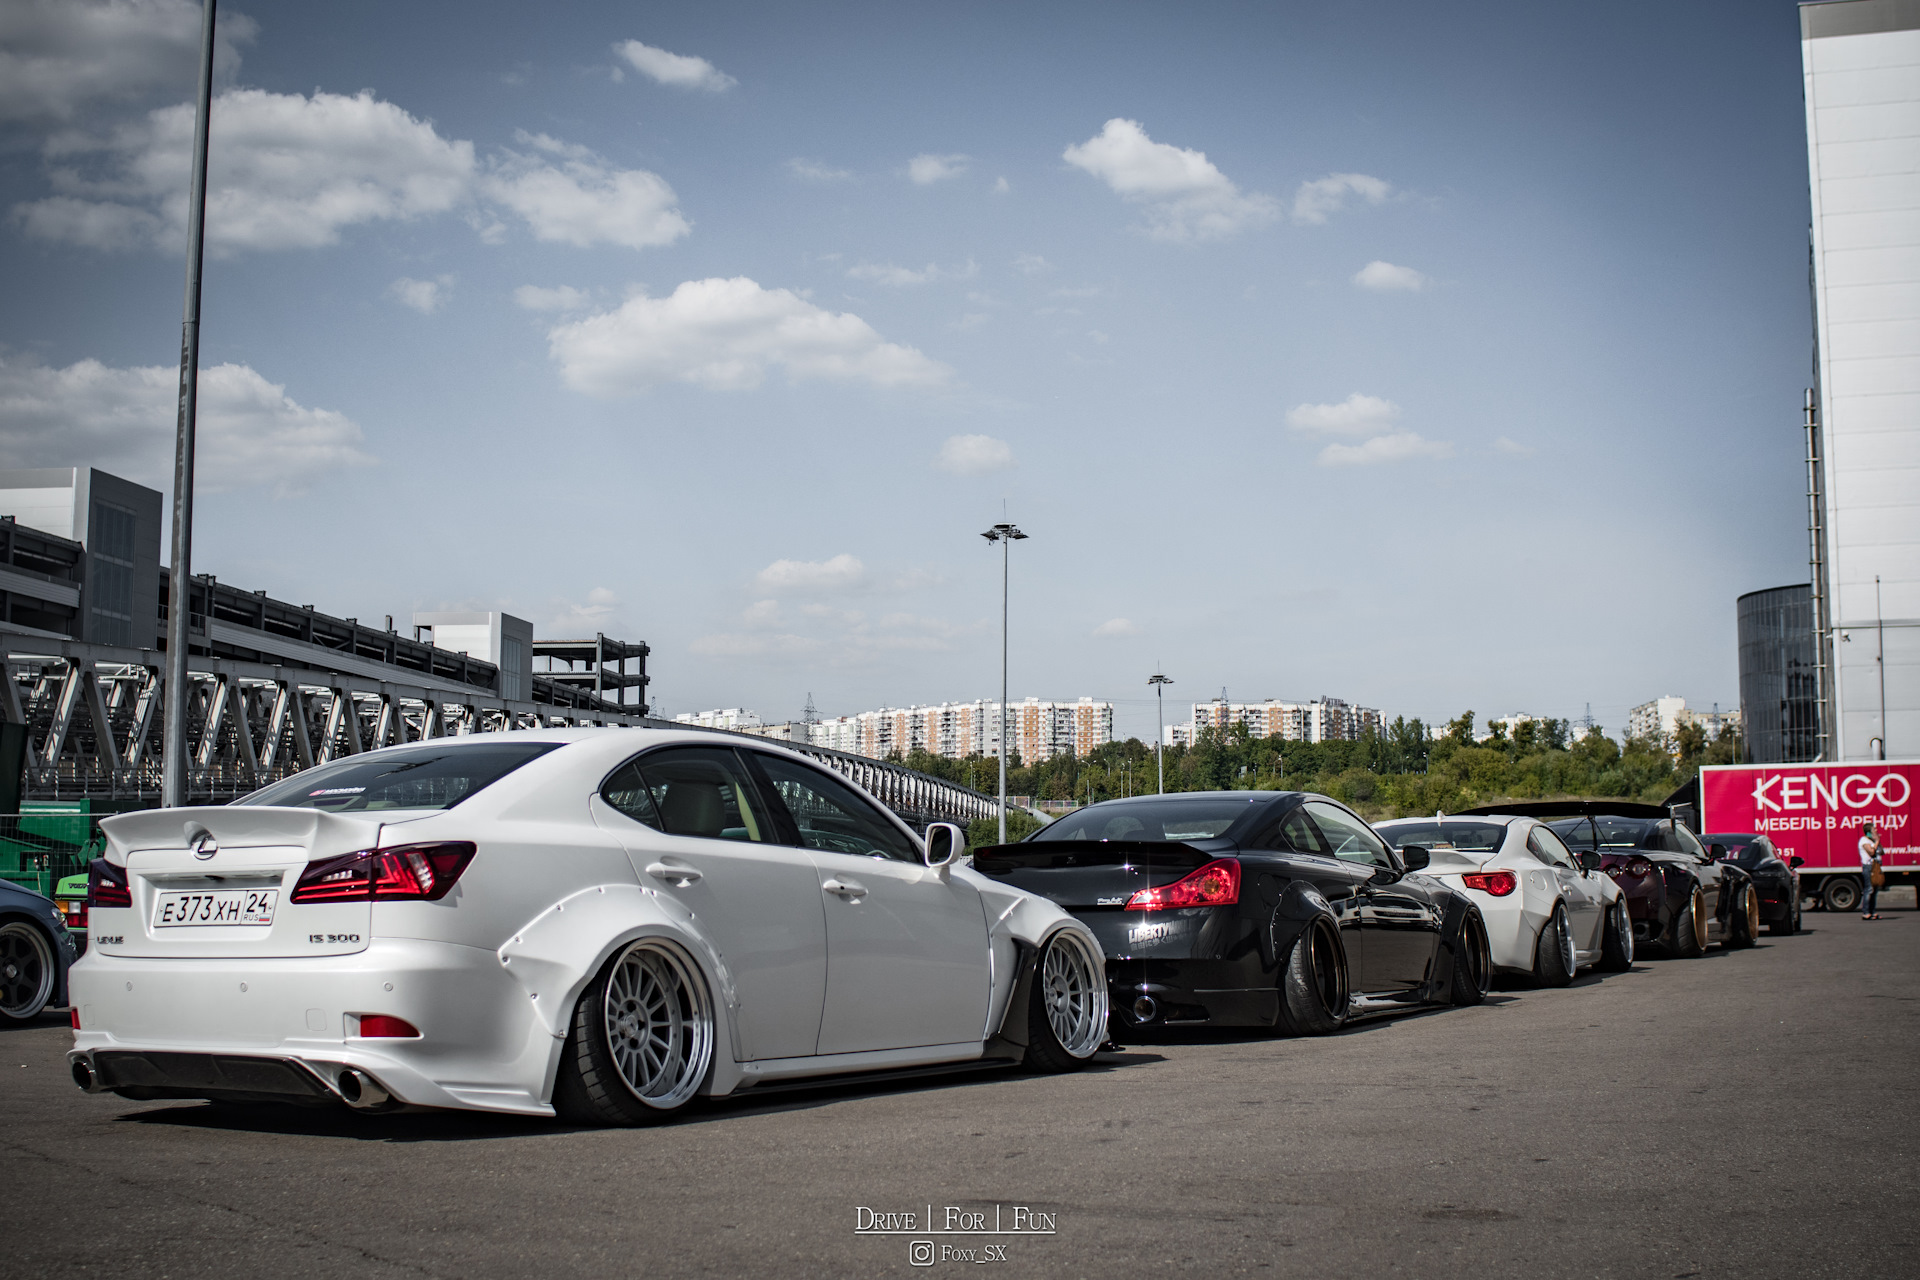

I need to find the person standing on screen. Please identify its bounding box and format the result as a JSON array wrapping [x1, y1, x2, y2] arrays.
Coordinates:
[[1859, 820, 1883, 920]]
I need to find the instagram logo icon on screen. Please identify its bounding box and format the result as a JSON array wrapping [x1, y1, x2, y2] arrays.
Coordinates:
[[908, 1240, 935, 1267]]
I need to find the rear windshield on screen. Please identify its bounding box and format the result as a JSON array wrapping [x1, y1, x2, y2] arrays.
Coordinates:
[[1706, 835, 1768, 869], [237, 743, 561, 812], [1377, 821, 1507, 852], [1031, 797, 1262, 842], [1548, 816, 1656, 849]]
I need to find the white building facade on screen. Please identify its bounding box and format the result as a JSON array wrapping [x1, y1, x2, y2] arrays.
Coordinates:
[[1189, 697, 1384, 745], [1804, 0, 1920, 759], [807, 697, 1114, 763]]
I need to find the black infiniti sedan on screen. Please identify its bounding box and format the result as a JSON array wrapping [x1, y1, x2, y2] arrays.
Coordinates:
[[1704, 832, 1803, 936], [971, 791, 1491, 1038]]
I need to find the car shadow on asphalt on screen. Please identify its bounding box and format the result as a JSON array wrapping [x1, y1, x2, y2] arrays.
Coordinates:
[[0, 1008, 72, 1037], [114, 1050, 1163, 1142]]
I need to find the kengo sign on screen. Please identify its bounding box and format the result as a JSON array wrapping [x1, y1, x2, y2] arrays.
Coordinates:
[[1700, 761, 1918, 870]]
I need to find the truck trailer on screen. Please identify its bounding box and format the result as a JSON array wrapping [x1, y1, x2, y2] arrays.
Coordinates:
[[1700, 760, 1917, 913]]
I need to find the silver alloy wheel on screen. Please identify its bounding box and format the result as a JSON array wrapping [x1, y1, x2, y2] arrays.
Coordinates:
[[0, 921, 55, 1020], [1615, 902, 1634, 965], [1554, 905, 1576, 974], [602, 940, 712, 1110], [1041, 931, 1107, 1058]]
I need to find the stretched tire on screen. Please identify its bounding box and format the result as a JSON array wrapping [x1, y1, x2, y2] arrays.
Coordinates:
[[1823, 877, 1860, 914], [1448, 909, 1490, 1006], [554, 939, 714, 1126], [0, 921, 56, 1022], [1599, 901, 1634, 972], [1532, 903, 1575, 988], [1727, 885, 1760, 949], [1278, 917, 1349, 1035], [1023, 930, 1107, 1072], [1669, 887, 1707, 958]]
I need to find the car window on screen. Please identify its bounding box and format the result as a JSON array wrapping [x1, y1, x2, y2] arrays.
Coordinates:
[[1527, 826, 1576, 870], [1672, 825, 1707, 859], [1547, 817, 1598, 850], [609, 747, 771, 843], [239, 742, 560, 811], [1034, 796, 1263, 842], [1377, 821, 1506, 852], [1304, 802, 1390, 868], [750, 752, 920, 862], [1271, 807, 1331, 854]]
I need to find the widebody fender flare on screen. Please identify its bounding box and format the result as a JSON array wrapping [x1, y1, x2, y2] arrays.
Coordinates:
[[1269, 879, 1342, 973], [972, 875, 1107, 1049], [496, 883, 741, 1087]]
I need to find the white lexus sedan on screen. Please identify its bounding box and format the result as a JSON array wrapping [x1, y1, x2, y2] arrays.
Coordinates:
[[67, 730, 1108, 1123], [1373, 815, 1633, 985]]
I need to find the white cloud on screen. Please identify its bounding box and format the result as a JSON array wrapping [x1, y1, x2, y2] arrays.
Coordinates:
[[1062, 118, 1278, 241], [952, 312, 990, 331], [483, 132, 689, 250], [1094, 618, 1140, 637], [1285, 393, 1401, 436], [1494, 436, 1536, 456], [15, 88, 476, 254], [994, 176, 1010, 194], [1317, 431, 1454, 467], [755, 554, 867, 594], [741, 599, 782, 627], [907, 153, 970, 184], [936, 434, 1013, 476], [544, 586, 625, 637], [388, 275, 451, 314], [545, 276, 952, 395], [0, 356, 372, 493], [690, 632, 820, 658], [612, 39, 736, 91], [787, 157, 851, 182], [1013, 253, 1051, 274], [513, 284, 591, 312], [847, 260, 977, 287], [0, 0, 256, 122], [1353, 260, 1428, 292], [1292, 172, 1392, 225]]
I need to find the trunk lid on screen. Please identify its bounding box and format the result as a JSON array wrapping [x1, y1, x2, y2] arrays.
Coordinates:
[[969, 840, 1218, 908], [94, 806, 388, 958]]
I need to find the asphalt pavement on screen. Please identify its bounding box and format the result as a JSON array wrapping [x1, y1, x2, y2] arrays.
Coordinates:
[[5, 900, 1917, 1280]]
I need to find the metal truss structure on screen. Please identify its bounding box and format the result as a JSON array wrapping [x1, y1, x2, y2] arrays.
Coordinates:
[[7, 634, 997, 830]]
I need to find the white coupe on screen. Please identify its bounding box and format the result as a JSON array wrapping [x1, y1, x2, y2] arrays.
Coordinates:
[[68, 730, 1108, 1123], [1374, 815, 1634, 985]]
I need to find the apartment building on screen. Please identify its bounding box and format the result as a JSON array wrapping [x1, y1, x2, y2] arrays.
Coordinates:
[[804, 697, 1114, 763], [1189, 697, 1383, 745], [1626, 695, 1741, 746]]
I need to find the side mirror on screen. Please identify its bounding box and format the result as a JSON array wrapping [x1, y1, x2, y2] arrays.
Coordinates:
[[1579, 851, 1603, 873], [1789, 855, 1804, 868], [923, 822, 965, 869], [1707, 843, 1726, 862], [1399, 845, 1430, 871]]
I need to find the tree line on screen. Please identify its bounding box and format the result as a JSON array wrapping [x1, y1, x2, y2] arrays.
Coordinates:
[[905, 713, 1742, 846]]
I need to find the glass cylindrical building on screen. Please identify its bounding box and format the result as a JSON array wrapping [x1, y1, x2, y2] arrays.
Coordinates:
[[1737, 585, 1820, 763]]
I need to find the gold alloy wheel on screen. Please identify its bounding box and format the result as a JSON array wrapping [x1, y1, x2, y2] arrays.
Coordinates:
[[1744, 886, 1761, 939], [1691, 888, 1709, 952]]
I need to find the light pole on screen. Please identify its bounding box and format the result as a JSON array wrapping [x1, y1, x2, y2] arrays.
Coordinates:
[[982, 522, 1027, 842], [162, 0, 218, 809], [1149, 671, 1173, 794]]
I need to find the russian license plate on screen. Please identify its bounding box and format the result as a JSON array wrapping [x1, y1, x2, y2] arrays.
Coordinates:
[[152, 889, 279, 928]]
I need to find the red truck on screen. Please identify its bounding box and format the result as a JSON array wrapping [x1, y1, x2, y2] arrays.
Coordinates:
[[1700, 760, 1917, 913]]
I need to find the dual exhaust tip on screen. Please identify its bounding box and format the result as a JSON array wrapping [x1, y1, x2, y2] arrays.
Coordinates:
[[68, 1055, 391, 1111]]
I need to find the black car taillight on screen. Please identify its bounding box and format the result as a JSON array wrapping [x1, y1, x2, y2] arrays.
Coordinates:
[[290, 842, 476, 903], [1126, 859, 1240, 910], [87, 858, 131, 909]]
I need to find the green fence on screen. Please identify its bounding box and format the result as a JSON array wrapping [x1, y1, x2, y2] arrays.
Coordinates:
[[0, 807, 107, 898]]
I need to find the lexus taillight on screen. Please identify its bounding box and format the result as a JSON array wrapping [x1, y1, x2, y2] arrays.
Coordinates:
[[290, 842, 476, 903], [1461, 871, 1517, 897], [1126, 859, 1240, 911], [87, 858, 131, 909]]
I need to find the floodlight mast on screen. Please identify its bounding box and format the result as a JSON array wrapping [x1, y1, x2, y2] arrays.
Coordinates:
[[1148, 671, 1173, 794], [161, 0, 218, 809], [982, 523, 1027, 843]]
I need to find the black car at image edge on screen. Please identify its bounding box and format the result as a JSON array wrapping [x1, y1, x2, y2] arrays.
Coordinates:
[[971, 790, 1491, 1038]]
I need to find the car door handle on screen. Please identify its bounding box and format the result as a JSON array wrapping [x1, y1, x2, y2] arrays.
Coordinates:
[[645, 862, 702, 887], [822, 877, 868, 900]]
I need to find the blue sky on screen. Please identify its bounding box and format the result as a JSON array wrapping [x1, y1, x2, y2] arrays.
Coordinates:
[[0, 0, 1817, 740]]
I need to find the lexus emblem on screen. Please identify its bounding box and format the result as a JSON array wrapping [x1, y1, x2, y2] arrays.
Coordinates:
[[192, 832, 218, 861]]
